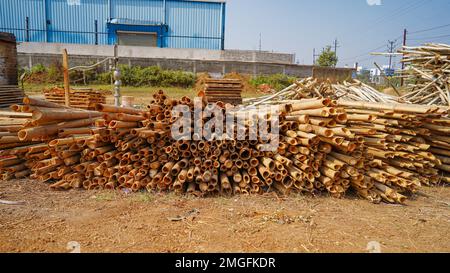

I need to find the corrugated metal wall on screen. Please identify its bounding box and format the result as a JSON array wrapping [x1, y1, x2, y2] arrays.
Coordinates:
[[166, 0, 223, 49], [0, 0, 225, 49], [47, 0, 109, 44], [0, 0, 47, 42], [112, 0, 164, 24]]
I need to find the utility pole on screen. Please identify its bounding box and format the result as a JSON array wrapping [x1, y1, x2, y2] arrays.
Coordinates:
[[113, 44, 121, 107], [313, 48, 315, 65], [333, 38, 339, 54], [259, 33, 262, 52], [401, 28, 407, 87], [387, 40, 395, 70], [313, 48, 320, 65], [333, 38, 339, 67]]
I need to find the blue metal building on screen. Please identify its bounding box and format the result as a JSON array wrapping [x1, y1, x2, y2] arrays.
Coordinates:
[[0, 0, 226, 50]]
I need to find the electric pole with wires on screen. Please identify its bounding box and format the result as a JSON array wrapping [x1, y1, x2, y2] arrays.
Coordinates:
[[333, 38, 339, 67], [313, 48, 320, 65], [387, 40, 396, 70], [401, 28, 407, 87]]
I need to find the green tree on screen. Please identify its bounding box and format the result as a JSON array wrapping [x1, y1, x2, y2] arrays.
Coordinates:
[[317, 46, 338, 67], [356, 69, 371, 84]]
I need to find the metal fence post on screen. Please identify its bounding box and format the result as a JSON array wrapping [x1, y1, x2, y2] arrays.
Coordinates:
[[113, 44, 121, 107], [94, 19, 98, 45], [25, 17, 30, 42]]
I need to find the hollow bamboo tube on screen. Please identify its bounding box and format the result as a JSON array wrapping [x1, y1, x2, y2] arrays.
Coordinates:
[[58, 127, 92, 136], [32, 108, 101, 123], [347, 114, 377, 122], [23, 96, 69, 109], [109, 120, 139, 129], [0, 158, 23, 167], [290, 98, 332, 111], [337, 100, 439, 114], [18, 118, 96, 141], [329, 127, 354, 138], [48, 136, 92, 147], [297, 124, 313, 133], [95, 104, 143, 115], [290, 108, 331, 117], [309, 118, 332, 127], [310, 125, 334, 137], [284, 115, 310, 124], [437, 164, 450, 172]]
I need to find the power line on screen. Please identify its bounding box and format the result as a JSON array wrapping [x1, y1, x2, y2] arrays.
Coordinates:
[[387, 40, 396, 70], [336, 0, 427, 65], [407, 34, 450, 41], [339, 43, 386, 62], [408, 23, 450, 35], [339, 35, 402, 62], [333, 0, 425, 44], [364, 0, 427, 31]]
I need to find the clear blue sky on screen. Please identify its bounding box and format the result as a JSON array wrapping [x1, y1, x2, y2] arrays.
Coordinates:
[[224, 0, 450, 68]]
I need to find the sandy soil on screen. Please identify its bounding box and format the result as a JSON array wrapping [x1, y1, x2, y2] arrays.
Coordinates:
[[0, 179, 449, 253]]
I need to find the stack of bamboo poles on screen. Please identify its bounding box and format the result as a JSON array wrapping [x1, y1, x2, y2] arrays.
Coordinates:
[[331, 80, 403, 103], [1, 91, 449, 204], [427, 117, 450, 182], [249, 97, 450, 203], [399, 43, 450, 106], [0, 85, 25, 108], [0, 97, 101, 181], [338, 100, 450, 195], [199, 78, 243, 105], [43, 87, 108, 110], [276, 98, 368, 199], [243, 78, 403, 106], [147, 98, 288, 196], [49, 91, 177, 191]]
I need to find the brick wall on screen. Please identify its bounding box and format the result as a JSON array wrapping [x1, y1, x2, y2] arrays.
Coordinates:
[[0, 32, 18, 85]]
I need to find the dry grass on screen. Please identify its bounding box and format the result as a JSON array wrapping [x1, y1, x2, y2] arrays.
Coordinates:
[[22, 83, 263, 106]]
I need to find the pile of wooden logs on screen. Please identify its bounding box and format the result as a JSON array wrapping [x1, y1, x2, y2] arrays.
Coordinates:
[[0, 91, 449, 204], [0, 85, 25, 108], [198, 78, 243, 105], [244, 78, 403, 106], [398, 43, 450, 106], [43, 87, 108, 110]]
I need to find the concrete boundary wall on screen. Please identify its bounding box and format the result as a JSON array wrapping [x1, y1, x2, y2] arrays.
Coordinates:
[[18, 53, 321, 78], [18, 42, 296, 65]]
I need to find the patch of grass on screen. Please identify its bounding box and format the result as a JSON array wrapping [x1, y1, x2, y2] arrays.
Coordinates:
[[131, 192, 153, 203], [23, 82, 261, 104], [94, 192, 117, 201], [250, 74, 297, 91]]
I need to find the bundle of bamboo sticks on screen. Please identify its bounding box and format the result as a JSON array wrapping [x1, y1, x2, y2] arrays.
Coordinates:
[[0, 97, 101, 181], [0, 92, 449, 204], [399, 43, 450, 106], [338, 100, 449, 202], [199, 78, 243, 105], [243, 78, 403, 106], [43, 87, 108, 110]]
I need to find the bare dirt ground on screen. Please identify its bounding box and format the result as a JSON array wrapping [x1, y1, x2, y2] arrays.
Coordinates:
[[0, 179, 449, 253]]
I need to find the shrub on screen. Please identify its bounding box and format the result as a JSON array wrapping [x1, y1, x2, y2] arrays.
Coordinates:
[[46, 62, 63, 83], [96, 71, 113, 84], [30, 64, 47, 74], [117, 65, 195, 87], [250, 74, 297, 91], [24, 64, 196, 88]]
